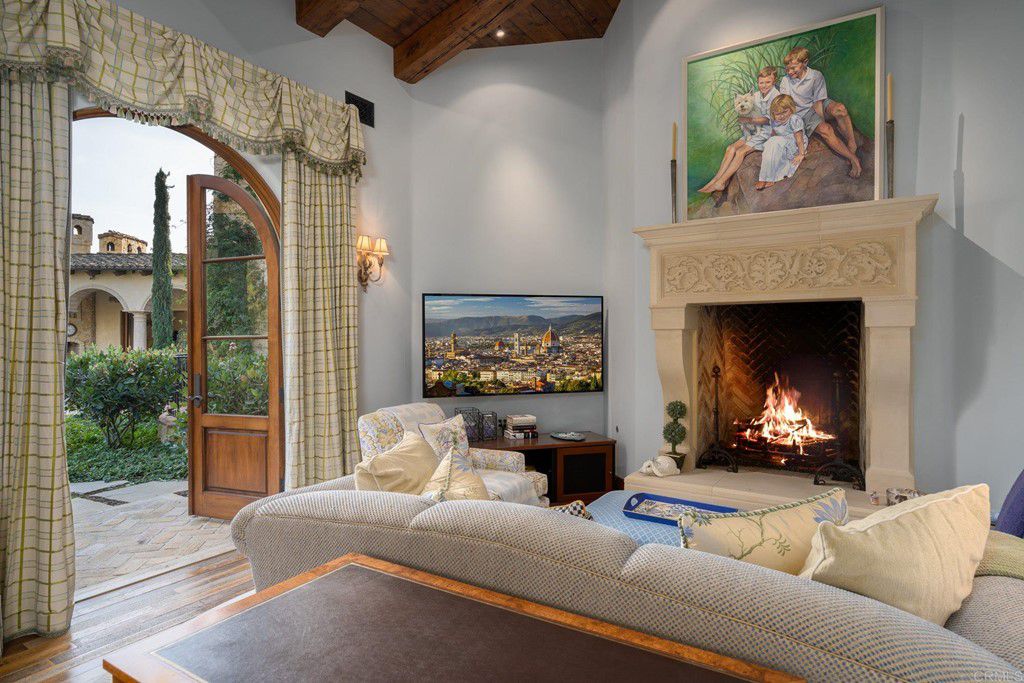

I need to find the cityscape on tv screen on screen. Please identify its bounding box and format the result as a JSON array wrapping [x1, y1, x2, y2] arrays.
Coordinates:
[[423, 295, 603, 397]]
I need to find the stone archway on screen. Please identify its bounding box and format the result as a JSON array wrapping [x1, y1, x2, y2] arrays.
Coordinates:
[[68, 285, 130, 350]]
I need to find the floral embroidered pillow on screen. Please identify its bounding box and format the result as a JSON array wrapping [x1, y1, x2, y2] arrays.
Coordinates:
[[421, 447, 489, 502], [679, 488, 848, 575], [419, 414, 470, 462]]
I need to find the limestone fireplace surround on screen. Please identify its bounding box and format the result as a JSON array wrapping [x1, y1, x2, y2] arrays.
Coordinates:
[[628, 196, 938, 517]]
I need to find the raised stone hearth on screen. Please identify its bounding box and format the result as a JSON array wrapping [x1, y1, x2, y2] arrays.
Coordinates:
[[633, 196, 938, 502]]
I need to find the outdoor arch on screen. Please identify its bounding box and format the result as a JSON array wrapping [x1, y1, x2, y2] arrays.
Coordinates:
[[69, 283, 130, 311], [72, 106, 286, 518]]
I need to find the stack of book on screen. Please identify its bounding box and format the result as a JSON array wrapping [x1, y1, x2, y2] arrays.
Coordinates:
[[504, 414, 538, 440]]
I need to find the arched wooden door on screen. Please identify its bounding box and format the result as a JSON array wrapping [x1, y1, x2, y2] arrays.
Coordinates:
[[187, 174, 283, 519]]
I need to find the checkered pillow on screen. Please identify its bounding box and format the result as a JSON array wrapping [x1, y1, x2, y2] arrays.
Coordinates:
[[551, 500, 593, 520]]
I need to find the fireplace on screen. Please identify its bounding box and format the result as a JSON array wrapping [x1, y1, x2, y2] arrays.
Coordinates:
[[634, 195, 938, 500], [695, 301, 864, 488]]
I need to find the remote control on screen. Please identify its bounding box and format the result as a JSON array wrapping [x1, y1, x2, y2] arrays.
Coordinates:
[[551, 431, 585, 442]]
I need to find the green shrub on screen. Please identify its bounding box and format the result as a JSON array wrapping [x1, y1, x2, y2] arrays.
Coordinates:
[[65, 414, 103, 451], [206, 343, 269, 415], [65, 346, 182, 448]]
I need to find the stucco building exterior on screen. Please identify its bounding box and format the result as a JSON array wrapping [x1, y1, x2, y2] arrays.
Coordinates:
[[68, 214, 187, 353]]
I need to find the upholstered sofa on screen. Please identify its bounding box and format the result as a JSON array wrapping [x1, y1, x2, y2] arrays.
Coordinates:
[[232, 479, 1024, 682], [358, 402, 548, 506]]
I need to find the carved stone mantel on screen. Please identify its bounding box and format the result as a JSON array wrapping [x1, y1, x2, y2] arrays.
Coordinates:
[[634, 196, 938, 495]]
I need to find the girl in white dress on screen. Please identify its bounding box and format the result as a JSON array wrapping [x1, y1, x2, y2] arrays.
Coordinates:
[[755, 94, 807, 190]]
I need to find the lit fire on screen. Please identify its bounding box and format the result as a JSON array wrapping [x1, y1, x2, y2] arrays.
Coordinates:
[[738, 373, 835, 454]]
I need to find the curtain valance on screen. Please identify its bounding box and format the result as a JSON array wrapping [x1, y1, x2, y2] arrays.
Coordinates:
[[1, 0, 365, 177]]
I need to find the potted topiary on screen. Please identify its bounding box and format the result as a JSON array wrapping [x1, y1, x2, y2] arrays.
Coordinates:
[[663, 400, 688, 468]]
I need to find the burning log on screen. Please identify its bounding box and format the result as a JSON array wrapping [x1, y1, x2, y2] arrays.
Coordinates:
[[734, 373, 836, 455]]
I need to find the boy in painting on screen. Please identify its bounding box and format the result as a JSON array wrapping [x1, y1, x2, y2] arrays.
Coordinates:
[[779, 47, 861, 178], [698, 66, 780, 193], [755, 94, 806, 190]]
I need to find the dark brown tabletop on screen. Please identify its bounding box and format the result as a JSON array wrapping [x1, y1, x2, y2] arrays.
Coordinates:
[[471, 431, 615, 451], [104, 554, 800, 683]]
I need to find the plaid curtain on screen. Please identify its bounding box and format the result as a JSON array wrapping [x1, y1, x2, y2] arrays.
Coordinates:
[[0, 76, 76, 645], [282, 152, 361, 487], [1, 0, 365, 175]]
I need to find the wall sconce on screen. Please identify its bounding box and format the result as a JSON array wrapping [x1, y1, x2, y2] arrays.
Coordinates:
[[356, 234, 389, 291]]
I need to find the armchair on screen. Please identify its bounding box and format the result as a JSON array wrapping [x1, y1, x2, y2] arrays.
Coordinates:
[[358, 402, 548, 506]]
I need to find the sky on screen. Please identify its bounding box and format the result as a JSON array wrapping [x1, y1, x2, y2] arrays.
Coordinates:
[[424, 295, 602, 320], [71, 117, 216, 253]]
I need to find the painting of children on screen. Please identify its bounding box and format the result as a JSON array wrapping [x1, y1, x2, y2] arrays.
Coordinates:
[[684, 9, 881, 219]]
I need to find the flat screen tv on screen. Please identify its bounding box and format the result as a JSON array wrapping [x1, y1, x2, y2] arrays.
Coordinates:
[[422, 294, 604, 397]]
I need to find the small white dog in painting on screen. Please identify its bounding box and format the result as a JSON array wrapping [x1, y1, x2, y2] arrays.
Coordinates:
[[733, 93, 759, 137]]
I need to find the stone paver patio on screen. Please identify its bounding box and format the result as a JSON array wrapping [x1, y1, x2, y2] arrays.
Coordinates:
[[72, 480, 234, 598]]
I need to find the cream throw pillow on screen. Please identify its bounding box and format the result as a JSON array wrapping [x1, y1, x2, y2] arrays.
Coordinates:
[[354, 432, 438, 494], [800, 484, 990, 625], [421, 447, 489, 502], [679, 488, 848, 575]]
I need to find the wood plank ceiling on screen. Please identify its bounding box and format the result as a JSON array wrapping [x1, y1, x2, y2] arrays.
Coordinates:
[[295, 0, 621, 83]]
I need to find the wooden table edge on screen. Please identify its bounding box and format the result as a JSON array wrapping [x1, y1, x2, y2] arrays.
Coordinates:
[[103, 553, 801, 683]]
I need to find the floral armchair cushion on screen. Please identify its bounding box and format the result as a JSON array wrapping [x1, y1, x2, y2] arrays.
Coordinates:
[[469, 447, 524, 473], [357, 411, 405, 461]]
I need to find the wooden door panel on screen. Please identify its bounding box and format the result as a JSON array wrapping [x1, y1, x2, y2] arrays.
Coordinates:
[[204, 430, 268, 494], [188, 174, 283, 520]]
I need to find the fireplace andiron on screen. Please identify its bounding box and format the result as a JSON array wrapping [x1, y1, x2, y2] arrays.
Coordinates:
[[695, 365, 739, 473]]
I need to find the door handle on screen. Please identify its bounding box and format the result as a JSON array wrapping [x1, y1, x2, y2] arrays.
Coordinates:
[[189, 373, 204, 406]]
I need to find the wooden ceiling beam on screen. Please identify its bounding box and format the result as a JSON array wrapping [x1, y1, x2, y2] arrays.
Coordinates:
[[296, 0, 362, 37], [394, 0, 536, 84]]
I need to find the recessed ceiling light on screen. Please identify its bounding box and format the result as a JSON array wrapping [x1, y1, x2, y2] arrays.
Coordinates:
[[495, 28, 506, 39]]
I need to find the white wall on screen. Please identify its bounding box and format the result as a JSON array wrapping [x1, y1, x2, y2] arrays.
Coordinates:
[[407, 40, 609, 434], [602, 0, 1024, 511], [108, 0, 415, 413]]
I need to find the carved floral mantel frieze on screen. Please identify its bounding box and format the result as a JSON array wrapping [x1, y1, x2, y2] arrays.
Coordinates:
[[662, 239, 897, 296], [634, 195, 938, 496]]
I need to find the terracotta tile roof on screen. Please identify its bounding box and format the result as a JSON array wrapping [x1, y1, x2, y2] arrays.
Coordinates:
[[69, 253, 187, 273]]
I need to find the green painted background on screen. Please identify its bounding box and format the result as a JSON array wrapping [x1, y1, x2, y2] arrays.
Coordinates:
[[686, 14, 876, 208]]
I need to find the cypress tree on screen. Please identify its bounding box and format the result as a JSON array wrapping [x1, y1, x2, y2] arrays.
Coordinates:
[[151, 168, 174, 348]]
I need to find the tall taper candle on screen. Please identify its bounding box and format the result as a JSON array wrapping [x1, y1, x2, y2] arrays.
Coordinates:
[[672, 122, 678, 160], [886, 73, 893, 121]]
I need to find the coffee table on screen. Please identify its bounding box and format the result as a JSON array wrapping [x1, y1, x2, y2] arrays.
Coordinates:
[[103, 553, 800, 682]]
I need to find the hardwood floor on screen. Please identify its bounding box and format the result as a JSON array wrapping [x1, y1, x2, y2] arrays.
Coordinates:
[[0, 551, 253, 682]]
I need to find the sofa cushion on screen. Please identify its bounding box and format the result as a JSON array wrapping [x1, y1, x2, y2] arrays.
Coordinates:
[[679, 487, 848, 575], [354, 432, 438, 494], [801, 484, 990, 625], [419, 414, 470, 461], [422, 448, 489, 502], [946, 575, 1024, 670], [976, 529, 1024, 580]]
